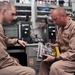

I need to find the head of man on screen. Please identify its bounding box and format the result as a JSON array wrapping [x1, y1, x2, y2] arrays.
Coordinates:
[[0, 1, 16, 25], [51, 7, 67, 27]]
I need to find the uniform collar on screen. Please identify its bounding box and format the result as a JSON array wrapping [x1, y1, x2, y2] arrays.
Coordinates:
[[64, 17, 72, 29]]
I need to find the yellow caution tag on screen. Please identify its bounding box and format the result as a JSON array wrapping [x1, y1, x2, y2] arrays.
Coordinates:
[[29, 58, 34, 65], [55, 46, 60, 56]]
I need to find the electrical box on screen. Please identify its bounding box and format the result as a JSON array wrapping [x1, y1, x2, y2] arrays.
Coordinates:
[[26, 43, 41, 75]]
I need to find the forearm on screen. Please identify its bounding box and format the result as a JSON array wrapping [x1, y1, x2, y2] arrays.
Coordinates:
[[49, 43, 59, 47], [5, 38, 18, 45], [60, 51, 75, 61]]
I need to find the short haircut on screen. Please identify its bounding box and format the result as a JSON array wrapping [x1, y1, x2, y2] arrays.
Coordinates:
[[51, 6, 67, 16], [0, 1, 14, 12]]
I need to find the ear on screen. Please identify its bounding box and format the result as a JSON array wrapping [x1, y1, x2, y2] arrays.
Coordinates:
[[1, 8, 6, 15], [61, 13, 66, 17]]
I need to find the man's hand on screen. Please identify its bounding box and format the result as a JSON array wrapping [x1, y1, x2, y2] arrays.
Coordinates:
[[46, 42, 58, 47], [17, 40, 27, 47], [43, 54, 55, 62]]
